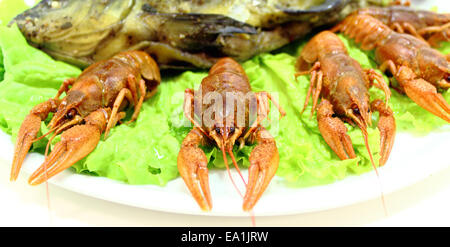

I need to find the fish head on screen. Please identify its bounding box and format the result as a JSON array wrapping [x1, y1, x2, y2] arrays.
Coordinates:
[[12, 0, 134, 67]]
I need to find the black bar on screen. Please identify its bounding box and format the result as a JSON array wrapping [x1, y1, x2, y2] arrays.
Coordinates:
[[0, 227, 448, 246]]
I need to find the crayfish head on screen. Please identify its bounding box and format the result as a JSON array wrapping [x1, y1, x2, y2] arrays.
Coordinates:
[[208, 123, 247, 192], [48, 92, 84, 132], [208, 123, 245, 177], [209, 125, 244, 152], [345, 86, 372, 129]]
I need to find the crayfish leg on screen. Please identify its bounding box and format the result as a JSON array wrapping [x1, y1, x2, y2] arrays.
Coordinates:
[[366, 68, 391, 106], [428, 30, 450, 48], [418, 23, 450, 38], [177, 128, 212, 211], [126, 74, 140, 106], [390, 0, 410, 6], [243, 126, 279, 211], [420, 23, 450, 47], [243, 91, 286, 140], [310, 71, 324, 118], [104, 88, 134, 139], [54, 78, 76, 99], [391, 22, 425, 42], [183, 88, 209, 137], [128, 79, 147, 124], [300, 69, 316, 114], [296, 62, 322, 116]]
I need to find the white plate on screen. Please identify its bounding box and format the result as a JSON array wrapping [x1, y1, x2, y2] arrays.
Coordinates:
[[1, 125, 450, 217], [1, 0, 449, 217]]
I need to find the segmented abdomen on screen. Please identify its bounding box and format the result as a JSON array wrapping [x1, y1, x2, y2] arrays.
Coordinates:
[[356, 6, 450, 29], [333, 14, 393, 51]]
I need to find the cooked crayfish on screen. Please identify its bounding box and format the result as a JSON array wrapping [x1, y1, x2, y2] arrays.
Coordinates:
[[354, 2, 450, 47], [295, 31, 396, 167], [11, 51, 161, 185], [178, 57, 285, 211], [333, 14, 450, 123]]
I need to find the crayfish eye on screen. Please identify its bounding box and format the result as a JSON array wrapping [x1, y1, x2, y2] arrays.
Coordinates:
[[65, 110, 75, 119]]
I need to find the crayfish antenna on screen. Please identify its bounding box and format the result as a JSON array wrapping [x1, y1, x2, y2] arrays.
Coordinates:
[[221, 146, 244, 198], [225, 146, 256, 226], [32, 125, 59, 143], [358, 123, 388, 216], [228, 148, 247, 186]]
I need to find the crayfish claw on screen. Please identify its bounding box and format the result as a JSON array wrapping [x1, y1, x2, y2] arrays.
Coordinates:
[[11, 114, 42, 181], [243, 127, 279, 211], [11, 99, 59, 181], [28, 109, 108, 185], [371, 99, 396, 166], [400, 76, 450, 123], [28, 124, 101, 185], [316, 100, 357, 160], [177, 129, 212, 211]]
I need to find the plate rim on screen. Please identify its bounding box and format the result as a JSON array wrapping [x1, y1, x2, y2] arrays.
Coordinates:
[[1, 127, 450, 217]]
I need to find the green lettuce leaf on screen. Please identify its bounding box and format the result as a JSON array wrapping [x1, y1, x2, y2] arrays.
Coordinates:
[[0, 48, 4, 82], [0, 25, 81, 148], [0, 1, 449, 188]]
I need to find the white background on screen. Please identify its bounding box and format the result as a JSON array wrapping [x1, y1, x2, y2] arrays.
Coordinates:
[[1, 0, 450, 227]]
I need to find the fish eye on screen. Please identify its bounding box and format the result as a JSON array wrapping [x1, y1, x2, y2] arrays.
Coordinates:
[[229, 127, 235, 134], [215, 127, 221, 135], [353, 107, 360, 115], [368, 109, 370, 113], [446, 75, 450, 81]]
